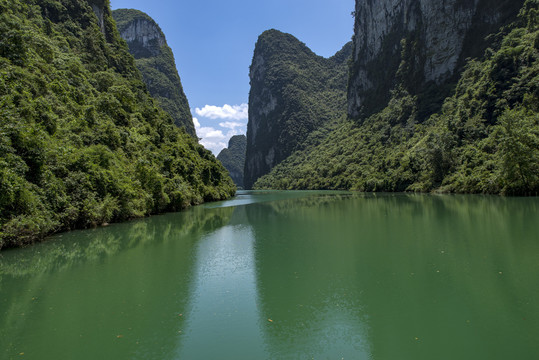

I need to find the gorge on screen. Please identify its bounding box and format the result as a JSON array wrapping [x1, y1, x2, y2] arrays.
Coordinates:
[[1, 1, 538, 358]]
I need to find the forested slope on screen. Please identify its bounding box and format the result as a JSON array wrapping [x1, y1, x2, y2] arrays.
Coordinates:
[[112, 9, 196, 137], [0, 0, 235, 249], [254, 0, 538, 195], [244, 30, 352, 188], [217, 135, 246, 188]]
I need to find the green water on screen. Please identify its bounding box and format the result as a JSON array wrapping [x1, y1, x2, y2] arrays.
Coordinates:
[[1, 191, 538, 359]]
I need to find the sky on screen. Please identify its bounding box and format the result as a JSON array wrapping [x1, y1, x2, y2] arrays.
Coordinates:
[[109, 0, 355, 154]]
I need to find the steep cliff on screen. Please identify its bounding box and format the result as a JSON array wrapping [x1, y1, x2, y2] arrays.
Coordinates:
[[112, 9, 196, 137], [255, 0, 538, 194], [0, 0, 235, 248], [217, 135, 247, 188], [244, 29, 352, 188], [348, 0, 525, 121]]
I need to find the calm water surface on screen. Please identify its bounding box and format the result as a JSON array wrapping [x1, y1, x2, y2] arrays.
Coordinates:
[[0, 191, 538, 359]]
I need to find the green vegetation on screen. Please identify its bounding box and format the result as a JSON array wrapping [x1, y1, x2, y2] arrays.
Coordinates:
[[254, 0, 539, 195], [112, 9, 196, 137], [0, 0, 235, 249], [244, 29, 352, 188], [217, 135, 246, 188], [0, 204, 234, 277]]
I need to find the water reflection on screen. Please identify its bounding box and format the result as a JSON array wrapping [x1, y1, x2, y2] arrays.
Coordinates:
[[177, 206, 266, 359], [203, 189, 350, 209], [248, 194, 373, 359], [249, 193, 539, 359], [0, 206, 234, 360], [0, 192, 538, 359]]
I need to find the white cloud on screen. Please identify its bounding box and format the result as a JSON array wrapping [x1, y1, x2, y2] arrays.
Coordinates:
[[195, 124, 226, 154], [196, 126, 225, 140], [193, 105, 248, 155], [196, 126, 246, 155], [195, 103, 248, 121], [219, 121, 245, 130], [200, 139, 228, 154]]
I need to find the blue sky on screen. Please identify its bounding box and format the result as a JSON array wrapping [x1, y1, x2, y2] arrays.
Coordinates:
[[110, 0, 355, 154]]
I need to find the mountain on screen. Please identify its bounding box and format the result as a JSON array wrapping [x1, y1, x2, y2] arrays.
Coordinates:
[[348, 0, 525, 121], [217, 135, 247, 188], [112, 9, 196, 137], [0, 0, 235, 249], [254, 0, 538, 195], [244, 29, 352, 189]]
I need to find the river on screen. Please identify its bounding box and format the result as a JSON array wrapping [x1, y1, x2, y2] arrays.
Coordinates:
[[1, 191, 538, 359]]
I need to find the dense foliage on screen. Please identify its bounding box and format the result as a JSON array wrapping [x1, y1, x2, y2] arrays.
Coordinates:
[[217, 135, 246, 188], [112, 9, 196, 137], [244, 29, 352, 188], [0, 0, 235, 249], [255, 0, 539, 195]]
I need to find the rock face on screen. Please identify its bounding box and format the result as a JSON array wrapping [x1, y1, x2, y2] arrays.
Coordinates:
[[243, 0, 537, 195], [244, 29, 352, 189], [112, 9, 196, 137], [113, 11, 165, 58], [88, 0, 106, 33], [217, 135, 247, 188], [348, 0, 525, 120]]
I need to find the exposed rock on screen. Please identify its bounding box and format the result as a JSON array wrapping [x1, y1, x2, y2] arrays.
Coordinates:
[[112, 9, 196, 137], [86, 0, 106, 33], [114, 13, 165, 58], [244, 29, 352, 189], [348, 0, 525, 120], [90, 4, 105, 33]]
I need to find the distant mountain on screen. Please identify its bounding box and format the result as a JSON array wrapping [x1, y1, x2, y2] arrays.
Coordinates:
[[0, 0, 235, 248], [217, 135, 247, 188], [253, 0, 538, 195], [112, 9, 196, 137], [244, 29, 352, 189]]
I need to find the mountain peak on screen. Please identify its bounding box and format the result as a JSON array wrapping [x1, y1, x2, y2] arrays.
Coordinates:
[[113, 9, 166, 59], [245, 30, 352, 188], [112, 9, 196, 137], [217, 135, 247, 188]]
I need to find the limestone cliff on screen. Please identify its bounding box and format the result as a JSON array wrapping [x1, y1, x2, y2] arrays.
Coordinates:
[[253, 0, 538, 195], [112, 9, 196, 137], [88, 0, 106, 33], [217, 135, 247, 188], [348, 0, 525, 120], [244, 30, 352, 189]]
